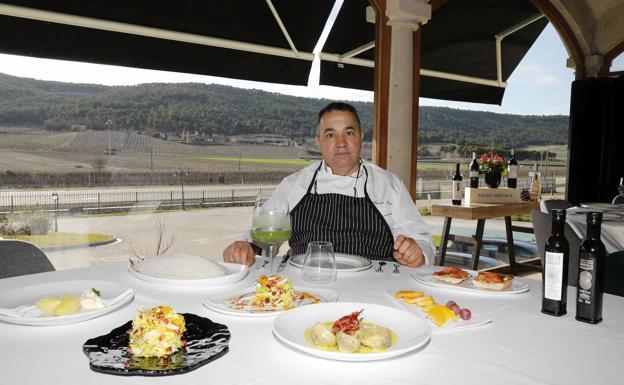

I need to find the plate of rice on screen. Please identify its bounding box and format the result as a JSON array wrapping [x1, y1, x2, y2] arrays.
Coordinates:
[[128, 254, 248, 288]]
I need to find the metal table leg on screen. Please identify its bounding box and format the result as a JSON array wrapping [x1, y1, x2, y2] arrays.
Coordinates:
[[471, 219, 486, 271], [438, 217, 452, 266], [505, 216, 517, 275]]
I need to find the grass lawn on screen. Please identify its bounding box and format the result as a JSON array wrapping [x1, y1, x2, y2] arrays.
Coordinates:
[[4, 232, 114, 249]]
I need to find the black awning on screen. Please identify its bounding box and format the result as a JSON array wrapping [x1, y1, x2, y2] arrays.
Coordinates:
[[320, 0, 548, 105], [0, 0, 335, 86]]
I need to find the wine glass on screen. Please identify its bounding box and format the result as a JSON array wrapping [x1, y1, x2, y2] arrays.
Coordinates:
[[250, 193, 291, 275], [301, 241, 337, 285], [613, 177, 624, 204]]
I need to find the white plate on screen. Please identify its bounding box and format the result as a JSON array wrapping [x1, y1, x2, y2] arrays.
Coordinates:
[[289, 253, 372, 272], [0, 280, 134, 326], [272, 302, 430, 361], [412, 266, 529, 295], [128, 260, 249, 288], [202, 286, 338, 317], [386, 292, 492, 334]]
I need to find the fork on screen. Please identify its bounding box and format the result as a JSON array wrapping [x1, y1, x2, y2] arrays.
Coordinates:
[[375, 261, 387, 273], [393, 263, 400, 274]]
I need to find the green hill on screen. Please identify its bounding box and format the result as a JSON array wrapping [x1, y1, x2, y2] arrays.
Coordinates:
[[0, 73, 568, 147]]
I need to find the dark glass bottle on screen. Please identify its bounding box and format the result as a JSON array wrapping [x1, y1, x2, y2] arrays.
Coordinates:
[[576, 212, 606, 324], [451, 163, 463, 205], [507, 149, 518, 188], [541, 209, 569, 316], [469, 152, 479, 188]]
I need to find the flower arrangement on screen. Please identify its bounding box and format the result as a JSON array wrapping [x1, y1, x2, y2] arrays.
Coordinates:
[[478, 151, 507, 188], [478, 152, 506, 174]]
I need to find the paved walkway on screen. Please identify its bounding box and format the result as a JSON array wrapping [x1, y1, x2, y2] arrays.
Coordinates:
[[46, 206, 536, 271]]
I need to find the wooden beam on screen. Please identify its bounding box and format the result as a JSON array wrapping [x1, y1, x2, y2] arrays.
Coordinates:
[[530, 0, 586, 80], [410, 28, 422, 199]]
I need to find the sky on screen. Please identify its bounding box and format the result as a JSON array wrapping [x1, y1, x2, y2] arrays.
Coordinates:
[[0, 9, 595, 116]]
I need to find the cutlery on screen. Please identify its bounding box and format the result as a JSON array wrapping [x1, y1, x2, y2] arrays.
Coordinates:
[[277, 256, 288, 273], [0, 288, 134, 319], [393, 263, 400, 275], [375, 261, 386, 273]]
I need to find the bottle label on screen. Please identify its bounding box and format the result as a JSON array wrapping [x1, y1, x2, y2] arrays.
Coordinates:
[[544, 251, 564, 300], [508, 165, 517, 179], [452, 181, 462, 200], [577, 256, 595, 305], [469, 171, 478, 178]]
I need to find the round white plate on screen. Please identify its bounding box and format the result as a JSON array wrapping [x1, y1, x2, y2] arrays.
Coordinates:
[[272, 302, 430, 361], [0, 280, 134, 326], [289, 253, 372, 272], [202, 286, 338, 317], [412, 266, 529, 295], [128, 260, 249, 288]]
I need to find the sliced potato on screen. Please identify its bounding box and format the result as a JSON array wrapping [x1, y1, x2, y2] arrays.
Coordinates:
[[52, 295, 81, 316], [35, 297, 62, 315]]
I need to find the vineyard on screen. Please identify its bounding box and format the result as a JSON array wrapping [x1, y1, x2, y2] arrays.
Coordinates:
[[63, 130, 303, 158]]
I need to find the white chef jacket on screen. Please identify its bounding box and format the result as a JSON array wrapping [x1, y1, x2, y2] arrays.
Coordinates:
[[245, 160, 436, 265]]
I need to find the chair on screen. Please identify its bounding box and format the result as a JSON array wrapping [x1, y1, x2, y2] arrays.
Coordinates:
[[0, 239, 55, 279], [530, 209, 582, 286], [540, 199, 574, 213], [605, 251, 624, 297]]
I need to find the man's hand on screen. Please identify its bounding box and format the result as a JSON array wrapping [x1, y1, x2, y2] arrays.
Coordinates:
[[393, 235, 425, 268], [223, 241, 258, 266]]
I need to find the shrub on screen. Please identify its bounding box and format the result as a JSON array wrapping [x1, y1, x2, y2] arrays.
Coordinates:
[[1, 210, 53, 235]]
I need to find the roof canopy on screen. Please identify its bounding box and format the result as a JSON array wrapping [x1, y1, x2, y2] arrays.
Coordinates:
[[320, 0, 548, 104]]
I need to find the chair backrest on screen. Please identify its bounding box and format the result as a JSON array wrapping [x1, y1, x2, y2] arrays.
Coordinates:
[[530, 209, 582, 286], [0, 239, 55, 279], [540, 199, 575, 213]]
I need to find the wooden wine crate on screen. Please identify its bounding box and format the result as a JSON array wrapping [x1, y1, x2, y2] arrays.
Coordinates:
[[464, 187, 520, 205]]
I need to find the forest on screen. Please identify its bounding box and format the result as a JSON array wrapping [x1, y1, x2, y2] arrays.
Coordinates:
[[0, 73, 569, 148]]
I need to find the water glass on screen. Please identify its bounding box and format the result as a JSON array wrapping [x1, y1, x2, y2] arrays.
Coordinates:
[[301, 241, 337, 285]]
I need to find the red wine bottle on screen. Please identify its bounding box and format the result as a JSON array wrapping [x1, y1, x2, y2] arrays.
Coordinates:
[[469, 152, 479, 188], [576, 212, 606, 324], [507, 149, 518, 188], [452, 163, 463, 205], [541, 209, 569, 316]]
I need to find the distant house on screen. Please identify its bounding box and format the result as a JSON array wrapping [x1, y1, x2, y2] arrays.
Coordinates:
[[230, 134, 291, 146], [70, 124, 87, 131]]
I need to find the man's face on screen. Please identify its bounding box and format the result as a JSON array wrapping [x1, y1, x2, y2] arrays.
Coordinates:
[[316, 110, 363, 176]]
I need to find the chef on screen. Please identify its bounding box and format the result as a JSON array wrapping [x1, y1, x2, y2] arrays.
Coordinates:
[[223, 102, 435, 267]]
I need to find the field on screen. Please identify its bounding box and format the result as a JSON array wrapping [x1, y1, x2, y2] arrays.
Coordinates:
[[0, 129, 568, 182]]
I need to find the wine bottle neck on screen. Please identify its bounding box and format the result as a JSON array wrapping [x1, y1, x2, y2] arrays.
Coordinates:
[[586, 223, 602, 239], [550, 218, 565, 235]]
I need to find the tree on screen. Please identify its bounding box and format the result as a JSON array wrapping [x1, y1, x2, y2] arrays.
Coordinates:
[[91, 157, 108, 172]]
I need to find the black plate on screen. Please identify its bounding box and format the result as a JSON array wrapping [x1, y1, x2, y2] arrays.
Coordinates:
[[82, 313, 230, 376]]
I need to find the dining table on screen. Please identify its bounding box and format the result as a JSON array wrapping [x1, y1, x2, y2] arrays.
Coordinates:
[[1, 260, 623, 385], [566, 203, 624, 254]]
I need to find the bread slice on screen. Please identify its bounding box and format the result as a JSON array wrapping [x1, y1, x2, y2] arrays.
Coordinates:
[[472, 272, 513, 291], [432, 267, 470, 284], [432, 275, 468, 284]]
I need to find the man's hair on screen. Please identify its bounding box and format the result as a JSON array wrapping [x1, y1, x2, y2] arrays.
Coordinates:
[[317, 101, 362, 134]]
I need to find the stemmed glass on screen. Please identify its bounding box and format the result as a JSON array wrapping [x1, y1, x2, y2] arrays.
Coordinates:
[[250, 193, 291, 275], [613, 177, 624, 204]]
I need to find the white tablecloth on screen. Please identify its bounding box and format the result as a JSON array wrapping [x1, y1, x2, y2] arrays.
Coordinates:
[[1, 263, 623, 385], [567, 205, 624, 254]]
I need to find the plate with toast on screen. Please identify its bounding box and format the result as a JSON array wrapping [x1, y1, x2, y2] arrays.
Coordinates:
[[411, 266, 529, 295]]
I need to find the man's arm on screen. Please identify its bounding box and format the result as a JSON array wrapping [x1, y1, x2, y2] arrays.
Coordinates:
[[389, 175, 436, 266]]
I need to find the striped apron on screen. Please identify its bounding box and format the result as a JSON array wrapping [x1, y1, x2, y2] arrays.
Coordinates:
[[289, 162, 395, 261]]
